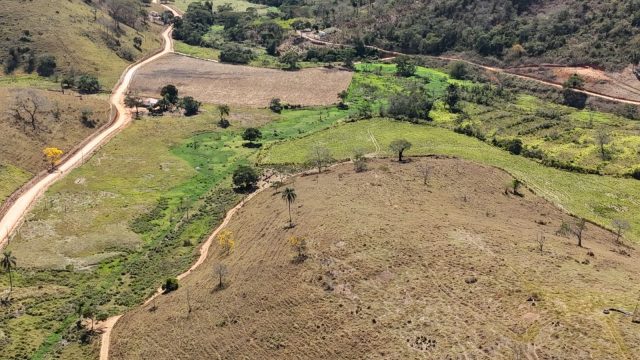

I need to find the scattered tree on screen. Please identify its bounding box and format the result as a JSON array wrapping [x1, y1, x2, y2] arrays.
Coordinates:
[[81, 109, 97, 128], [389, 139, 412, 162], [269, 98, 283, 113], [76, 75, 100, 94], [181, 96, 201, 116], [418, 163, 430, 185], [1, 251, 17, 296], [509, 179, 523, 196], [232, 165, 259, 191], [444, 84, 460, 112], [280, 51, 300, 70], [288, 236, 308, 261], [612, 219, 630, 244], [395, 55, 416, 77], [352, 149, 368, 172], [217, 104, 230, 123], [10, 92, 46, 133], [308, 144, 333, 173], [82, 304, 97, 332], [43, 147, 64, 171], [36, 55, 57, 77], [242, 128, 262, 144], [160, 84, 179, 105], [564, 73, 585, 89], [217, 229, 235, 256], [536, 232, 546, 253], [595, 129, 612, 160], [282, 187, 297, 228], [124, 92, 143, 118], [561, 218, 587, 247], [162, 277, 179, 293], [214, 263, 228, 289]]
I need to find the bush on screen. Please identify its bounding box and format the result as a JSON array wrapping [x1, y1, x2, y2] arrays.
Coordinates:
[[387, 90, 433, 121], [449, 61, 468, 80], [269, 98, 283, 113], [242, 127, 262, 142], [232, 165, 259, 190], [76, 75, 100, 94], [218, 118, 230, 128], [492, 138, 523, 155], [162, 278, 179, 293], [220, 44, 254, 64], [181, 96, 201, 116], [395, 56, 416, 77]]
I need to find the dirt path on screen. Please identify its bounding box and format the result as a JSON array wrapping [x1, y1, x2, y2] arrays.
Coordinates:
[[298, 31, 640, 106]]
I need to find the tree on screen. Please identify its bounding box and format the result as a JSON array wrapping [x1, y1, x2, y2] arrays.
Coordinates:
[[612, 219, 630, 244], [11, 92, 46, 132], [418, 163, 430, 185], [161, 84, 179, 105], [124, 92, 143, 118], [217, 104, 230, 123], [217, 229, 235, 256], [449, 61, 468, 80], [232, 165, 259, 190], [162, 277, 179, 293], [288, 236, 307, 261], [82, 304, 97, 332], [269, 98, 283, 113], [595, 129, 612, 160], [352, 149, 367, 172], [36, 55, 57, 77], [43, 147, 64, 171], [395, 56, 416, 77], [307, 144, 333, 173], [562, 218, 587, 247], [536, 232, 545, 253], [444, 84, 460, 112], [510, 179, 523, 196], [77, 75, 100, 94], [564, 73, 585, 89], [1, 252, 17, 296], [181, 96, 201, 116], [282, 187, 297, 228], [242, 128, 262, 144], [389, 139, 412, 162], [214, 263, 228, 289], [280, 51, 300, 70]]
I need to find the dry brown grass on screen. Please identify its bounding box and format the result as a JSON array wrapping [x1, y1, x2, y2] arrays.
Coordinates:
[[0, 88, 110, 174], [130, 54, 354, 107], [110, 158, 640, 359]]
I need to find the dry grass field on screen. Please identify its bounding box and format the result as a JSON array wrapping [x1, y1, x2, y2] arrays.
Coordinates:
[[110, 158, 640, 359], [130, 54, 353, 107]]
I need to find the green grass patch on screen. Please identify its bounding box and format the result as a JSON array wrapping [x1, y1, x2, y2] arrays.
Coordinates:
[[0, 163, 31, 204], [174, 41, 220, 61]]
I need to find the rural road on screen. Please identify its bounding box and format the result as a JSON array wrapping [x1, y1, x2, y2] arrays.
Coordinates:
[[298, 31, 640, 106]]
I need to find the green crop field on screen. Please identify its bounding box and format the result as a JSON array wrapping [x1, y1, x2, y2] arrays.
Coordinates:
[[261, 118, 640, 242]]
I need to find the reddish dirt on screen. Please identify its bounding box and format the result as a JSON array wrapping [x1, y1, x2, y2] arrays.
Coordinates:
[[109, 158, 640, 359]]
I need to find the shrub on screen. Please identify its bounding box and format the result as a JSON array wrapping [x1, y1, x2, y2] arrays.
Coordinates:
[[387, 90, 433, 121], [269, 98, 283, 113], [395, 56, 416, 77], [162, 278, 179, 293], [181, 96, 201, 116], [76, 75, 100, 94], [449, 61, 468, 80], [220, 44, 254, 64], [232, 165, 259, 190], [218, 118, 230, 128]]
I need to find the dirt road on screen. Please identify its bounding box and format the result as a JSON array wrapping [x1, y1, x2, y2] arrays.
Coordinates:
[[299, 31, 640, 106]]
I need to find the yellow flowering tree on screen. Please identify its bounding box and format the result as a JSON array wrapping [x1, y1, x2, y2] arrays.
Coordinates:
[[43, 147, 64, 171], [217, 229, 235, 256]]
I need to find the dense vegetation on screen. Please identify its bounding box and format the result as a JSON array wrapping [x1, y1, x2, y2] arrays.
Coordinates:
[[275, 0, 640, 70]]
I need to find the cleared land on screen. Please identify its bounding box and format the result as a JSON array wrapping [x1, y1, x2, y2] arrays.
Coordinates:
[[111, 159, 640, 359], [130, 54, 353, 106], [261, 119, 640, 242]]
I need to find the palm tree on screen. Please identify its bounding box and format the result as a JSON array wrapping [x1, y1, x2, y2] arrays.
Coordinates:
[[281, 188, 297, 227], [217, 104, 230, 122], [2, 251, 17, 294]]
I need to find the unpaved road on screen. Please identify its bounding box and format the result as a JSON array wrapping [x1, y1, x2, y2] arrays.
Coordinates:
[[299, 31, 640, 106]]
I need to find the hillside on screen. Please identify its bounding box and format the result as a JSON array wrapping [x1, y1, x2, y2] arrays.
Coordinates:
[[0, 0, 164, 86], [292, 0, 640, 70], [110, 158, 640, 359]]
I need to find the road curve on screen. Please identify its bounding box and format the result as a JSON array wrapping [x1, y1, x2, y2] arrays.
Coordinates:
[[0, 9, 178, 249], [298, 31, 640, 106]]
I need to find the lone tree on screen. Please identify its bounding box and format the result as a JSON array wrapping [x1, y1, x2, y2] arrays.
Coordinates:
[[43, 147, 64, 171], [308, 145, 332, 173], [389, 139, 412, 162], [418, 163, 430, 185], [160, 84, 179, 105], [561, 218, 587, 247], [1, 251, 17, 296], [595, 129, 612, 160], [217, 104, 230, 127], [536, 232, 546, 253], [217, 229, 235, 256], [214, 263, 228, 290], [282, 187, 297, 228], [162, 277, 179, 293], [82, 304, 97, 332], [612, 219, 630, 244], [11, 92, 46, 133], [124, 92, 143, 118], [269, 98, 283, 113], [395, 55, 416, 77], [232, 165, 259, 191], [242, 128, 262, 144], [564, 73, 585, 89]]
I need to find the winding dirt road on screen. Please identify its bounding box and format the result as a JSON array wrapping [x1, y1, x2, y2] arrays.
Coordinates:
[[298, 31, 640, 106]]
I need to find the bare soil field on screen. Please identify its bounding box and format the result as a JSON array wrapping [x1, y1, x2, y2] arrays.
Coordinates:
[[0, 88, 110, 174], [130, 53, 353, 107], [509, 65, 640, 102], [110, 158, 640, 359]]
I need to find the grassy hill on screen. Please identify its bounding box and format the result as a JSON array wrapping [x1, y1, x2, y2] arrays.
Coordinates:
[[286, 0, 640, 70], [111, 159, 640, 359], [0, 0, 163, 87]]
